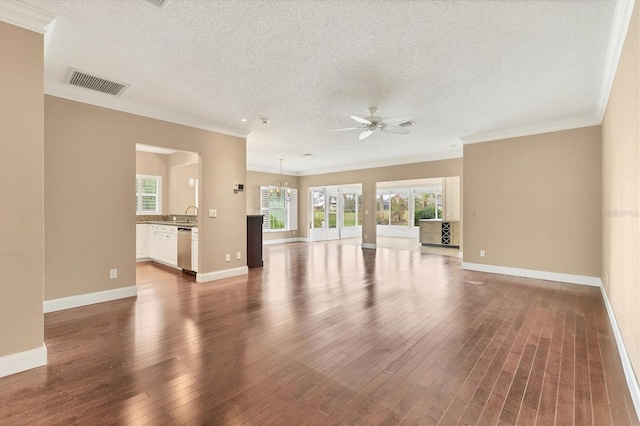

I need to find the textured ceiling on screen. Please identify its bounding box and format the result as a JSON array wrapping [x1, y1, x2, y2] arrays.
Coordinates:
[[23, 0, 617, 174]]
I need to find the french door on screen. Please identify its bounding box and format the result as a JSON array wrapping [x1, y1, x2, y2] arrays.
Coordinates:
[[309, 187, 362, 241]]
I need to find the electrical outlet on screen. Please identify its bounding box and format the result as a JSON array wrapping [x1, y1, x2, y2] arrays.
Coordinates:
[[109, 269, 117, 279], [236, 251, 241, 260], [480, 250, 486, 257], [364, 234, 367, 240], [209, 209, 217, 218], [225, 253, 230, 262]]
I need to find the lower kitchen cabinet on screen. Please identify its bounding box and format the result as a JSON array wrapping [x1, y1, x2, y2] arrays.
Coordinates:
[[149, 225, 178, 267], [419, 220, 460, 247], [138, 224, 197, 269], [191, 228, 198, 272], [136, 224, 149, 259]]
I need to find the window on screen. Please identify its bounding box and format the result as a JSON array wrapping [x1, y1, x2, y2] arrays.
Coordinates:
[[260, 186, 298, 232], [136, 174, 162, 215], [376, 192, 390, 225], [377, 189, 409, 226], [413, 186, 442, 224], [390, 190, 409, 226]]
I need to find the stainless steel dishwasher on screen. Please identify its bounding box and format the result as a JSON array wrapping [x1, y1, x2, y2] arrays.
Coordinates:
[[177, 227, 193, 272]]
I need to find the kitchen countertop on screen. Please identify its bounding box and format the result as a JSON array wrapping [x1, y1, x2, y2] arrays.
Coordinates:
[[137, 221, 198, 228]]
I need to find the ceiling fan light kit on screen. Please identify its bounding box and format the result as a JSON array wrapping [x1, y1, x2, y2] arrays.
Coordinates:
[[331, 107, 414, 140]]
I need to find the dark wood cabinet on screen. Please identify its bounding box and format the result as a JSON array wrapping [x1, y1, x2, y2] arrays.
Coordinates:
[[247, 215, 264, 268]]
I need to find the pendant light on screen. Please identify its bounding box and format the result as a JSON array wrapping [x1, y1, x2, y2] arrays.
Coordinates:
[[270, 159, 291, 201]]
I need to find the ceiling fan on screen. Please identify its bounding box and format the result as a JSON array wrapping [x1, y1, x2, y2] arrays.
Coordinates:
[[330, 107, 415, 140]]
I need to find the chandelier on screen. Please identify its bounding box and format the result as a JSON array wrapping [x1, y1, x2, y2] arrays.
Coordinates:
[[270, 159, 291, 201]]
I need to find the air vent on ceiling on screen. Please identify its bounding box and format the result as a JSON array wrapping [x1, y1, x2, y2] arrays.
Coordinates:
[[145, 0, 171, 8], [64, 68, 129, 96]]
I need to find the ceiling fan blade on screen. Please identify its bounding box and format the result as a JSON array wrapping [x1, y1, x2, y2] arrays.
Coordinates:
[[382, 116, 413, 126], [351, 115, 372, 125], [359, 130, 374, 140], [329, 127, 360, 132], [381, 126, 409, 135]]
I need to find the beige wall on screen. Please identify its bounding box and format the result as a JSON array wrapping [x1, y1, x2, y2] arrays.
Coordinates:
[[602, 1, 639, 382], [298, 158, 463, 244], [463, 126, 601, 277], [170, 163, 199, 214], [168, 151, 199, 214], [45, 96, 246, 300], [246, 170, 300, 241], [168, 150, 198, 167], [0, 23, 44, 357], [136, 151, 169, 214]]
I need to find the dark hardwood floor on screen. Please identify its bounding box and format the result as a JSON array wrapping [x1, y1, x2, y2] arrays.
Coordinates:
[[1, 242, 638, 425]]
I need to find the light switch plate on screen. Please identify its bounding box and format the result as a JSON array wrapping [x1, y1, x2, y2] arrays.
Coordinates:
[[209, 209, 217, 218]]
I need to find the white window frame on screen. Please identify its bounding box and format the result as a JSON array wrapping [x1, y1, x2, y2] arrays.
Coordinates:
[[136, 174, 162, 215], [260, 186, 298, 232]]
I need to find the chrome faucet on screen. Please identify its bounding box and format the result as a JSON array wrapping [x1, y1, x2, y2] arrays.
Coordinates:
[[185, 205, 198, 216]]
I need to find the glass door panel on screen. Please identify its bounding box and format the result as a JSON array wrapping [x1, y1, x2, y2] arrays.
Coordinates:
[[343, 193, 356, 228], [326, 191, 340, 239], [328, 193, 338, 228], [312, 190, 325, 229]]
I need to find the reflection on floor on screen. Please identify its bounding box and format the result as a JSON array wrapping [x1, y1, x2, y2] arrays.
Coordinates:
[[317, 236, 461, 257], [2, 244, 636, 424]]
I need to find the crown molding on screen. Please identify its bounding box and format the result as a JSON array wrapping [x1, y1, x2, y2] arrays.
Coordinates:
[[596, 0, 636, 120], [45, 81, 250, 139], [460, 114, 601, 145], [292, 149, 463, 177], [0, 1, 56, 34], [246, 165, 300, 176]]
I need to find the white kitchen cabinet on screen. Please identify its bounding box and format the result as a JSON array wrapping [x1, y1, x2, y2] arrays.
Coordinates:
[[191, 227, 198, 272], [149, 225, 161, 260], [165, 233, 177, 265], [149, 224, 178, 267], [136, 224, 149, 259]]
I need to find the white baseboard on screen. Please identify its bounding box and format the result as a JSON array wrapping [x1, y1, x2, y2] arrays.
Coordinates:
[[197, 266, 248, 283], [461, 262, 602, 287], [44, 286, 137, 313], [136, 257, 152, 263], [599, 282, 640, 420], [0, 344, 47, 378], [263, 237, 308, 245], [361, 243, 377, 250]]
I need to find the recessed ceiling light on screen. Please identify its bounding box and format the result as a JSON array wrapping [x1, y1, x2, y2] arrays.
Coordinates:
[[240, 118, 248, 122]]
